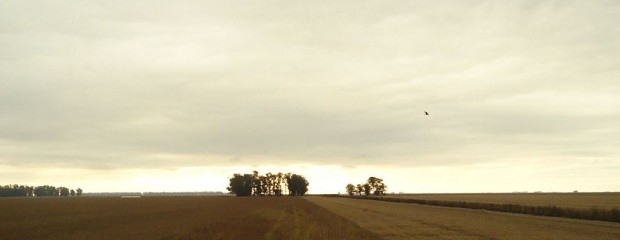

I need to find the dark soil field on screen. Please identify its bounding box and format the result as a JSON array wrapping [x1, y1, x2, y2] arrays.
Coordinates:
[[0, 196, 377, 240]]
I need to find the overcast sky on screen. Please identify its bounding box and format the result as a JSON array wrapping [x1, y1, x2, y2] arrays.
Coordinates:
[[1, 1, 619, 193]]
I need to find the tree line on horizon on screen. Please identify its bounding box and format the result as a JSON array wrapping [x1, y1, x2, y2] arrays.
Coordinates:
[[227, 171, 309, 197], [345, 177, 387, 196], [0, 184, 83, 197]]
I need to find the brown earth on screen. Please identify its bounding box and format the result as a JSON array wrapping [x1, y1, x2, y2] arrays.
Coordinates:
[[0, 196, 378, 240], [4, 195, 618, 240]]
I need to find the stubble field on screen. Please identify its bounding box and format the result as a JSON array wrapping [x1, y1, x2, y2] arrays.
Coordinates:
[[391, 192, 620, 210], [1, 195, 619, 240], [307, 196, 620, 240]]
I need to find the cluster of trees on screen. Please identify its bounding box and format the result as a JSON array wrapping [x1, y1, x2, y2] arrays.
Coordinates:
[[0, 184, 82, 197], [227, 171, 309, 197], [345, 177, 387, 196]]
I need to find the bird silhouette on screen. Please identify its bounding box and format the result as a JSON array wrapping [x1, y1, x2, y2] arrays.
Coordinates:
[[425, 111, 429, 115]]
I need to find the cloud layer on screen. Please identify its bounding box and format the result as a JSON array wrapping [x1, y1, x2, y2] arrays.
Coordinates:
[[1, 1, 619, 191]]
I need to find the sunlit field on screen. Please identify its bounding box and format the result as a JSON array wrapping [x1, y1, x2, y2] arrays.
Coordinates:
[[392, 192, 620, 210], [307, 196, 620, 240], [0, 196, 376, 240]]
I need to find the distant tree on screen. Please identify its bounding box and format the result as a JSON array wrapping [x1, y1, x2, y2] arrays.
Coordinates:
[[0, 184, 30, 197], [33, 186, 44, 197], [227, 171, 309, 197], [265, 172, 274, 196], [76, 188, 83, 196], [26, 186, 34, 197], [346, 177, 388, 197], [17, 185, 27, 196], [375, 182, 387, 195], [252, 171, 263, 196], [0, 185, 32, 197], [356, 184, 363, 196], [59, 187, 70, 197], [284, 173, 292, 195], [367, 177, 387, 195], [363, 183, 371, 196], [346, 184, 356, 196], [287, 174, 309, 196], [226, 174, 253, 196], [34, 185, 57, 197], [259, 175, 268, 195], [1, 185, 79, 198], [70, 189, 76, 196], [274, 172, 284, 196]]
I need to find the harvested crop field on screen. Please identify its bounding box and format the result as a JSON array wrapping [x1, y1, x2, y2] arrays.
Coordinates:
[[0, 196, 377, 240], [306, 196, 620, 240], [3, 195, 619, 240], [391, 192, 620, 210]]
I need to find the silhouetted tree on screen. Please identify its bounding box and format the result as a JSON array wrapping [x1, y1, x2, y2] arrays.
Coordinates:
[[265, 172, 274, 196], [274, 172, 284, 196], [259, 175, 268, 195], [227, 174, 253, 196], [287, 174, 309, 196], [284, 173, 292, 195], [26, 186, 34, 197], [76, 188, 83, 196], [228, 171, 309, 197], [17, 185, 27, 196], [70, 189, 76, 196], [252, 171, 263, 196], [59, 187, 70, 197], [0, 184, 28, 197], [346, 184, 356, 196], [356, 184, 363, 196], [363, 183, 371, 196], [34, 185, 57, 197], [367, 177, 387, 195], [347, 177, 388, 197], [1, 185, 81, 197]]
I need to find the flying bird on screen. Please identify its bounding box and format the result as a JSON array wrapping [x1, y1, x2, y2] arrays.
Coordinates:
[[425, 111, 429, 116]]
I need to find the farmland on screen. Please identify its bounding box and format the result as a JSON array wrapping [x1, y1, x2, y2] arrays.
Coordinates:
[[0, 196, 376, 240], [307, 196, 620, 240], [390, 192, 620, 210], [1, 195, 619, 240]]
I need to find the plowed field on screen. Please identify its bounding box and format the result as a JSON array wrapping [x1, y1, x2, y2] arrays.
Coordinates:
[[0, 196, 377, 240]]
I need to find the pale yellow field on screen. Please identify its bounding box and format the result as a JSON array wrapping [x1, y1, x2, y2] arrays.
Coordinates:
[[390, 192, 620, 210], [306, 196, 620, 240]]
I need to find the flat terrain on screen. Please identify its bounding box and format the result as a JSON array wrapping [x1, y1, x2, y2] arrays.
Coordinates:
[[390, 192, 620, 210], [0, 196, 377, 240], [306, 196, 620, 240], [3, 195, 619, 240]]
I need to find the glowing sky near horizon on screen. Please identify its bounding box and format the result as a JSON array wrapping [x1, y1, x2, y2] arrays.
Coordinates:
[[1, 1, 619, 193]]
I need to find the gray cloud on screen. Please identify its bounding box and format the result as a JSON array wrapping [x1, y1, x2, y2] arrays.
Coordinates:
[[1, 0, 619, 175]]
